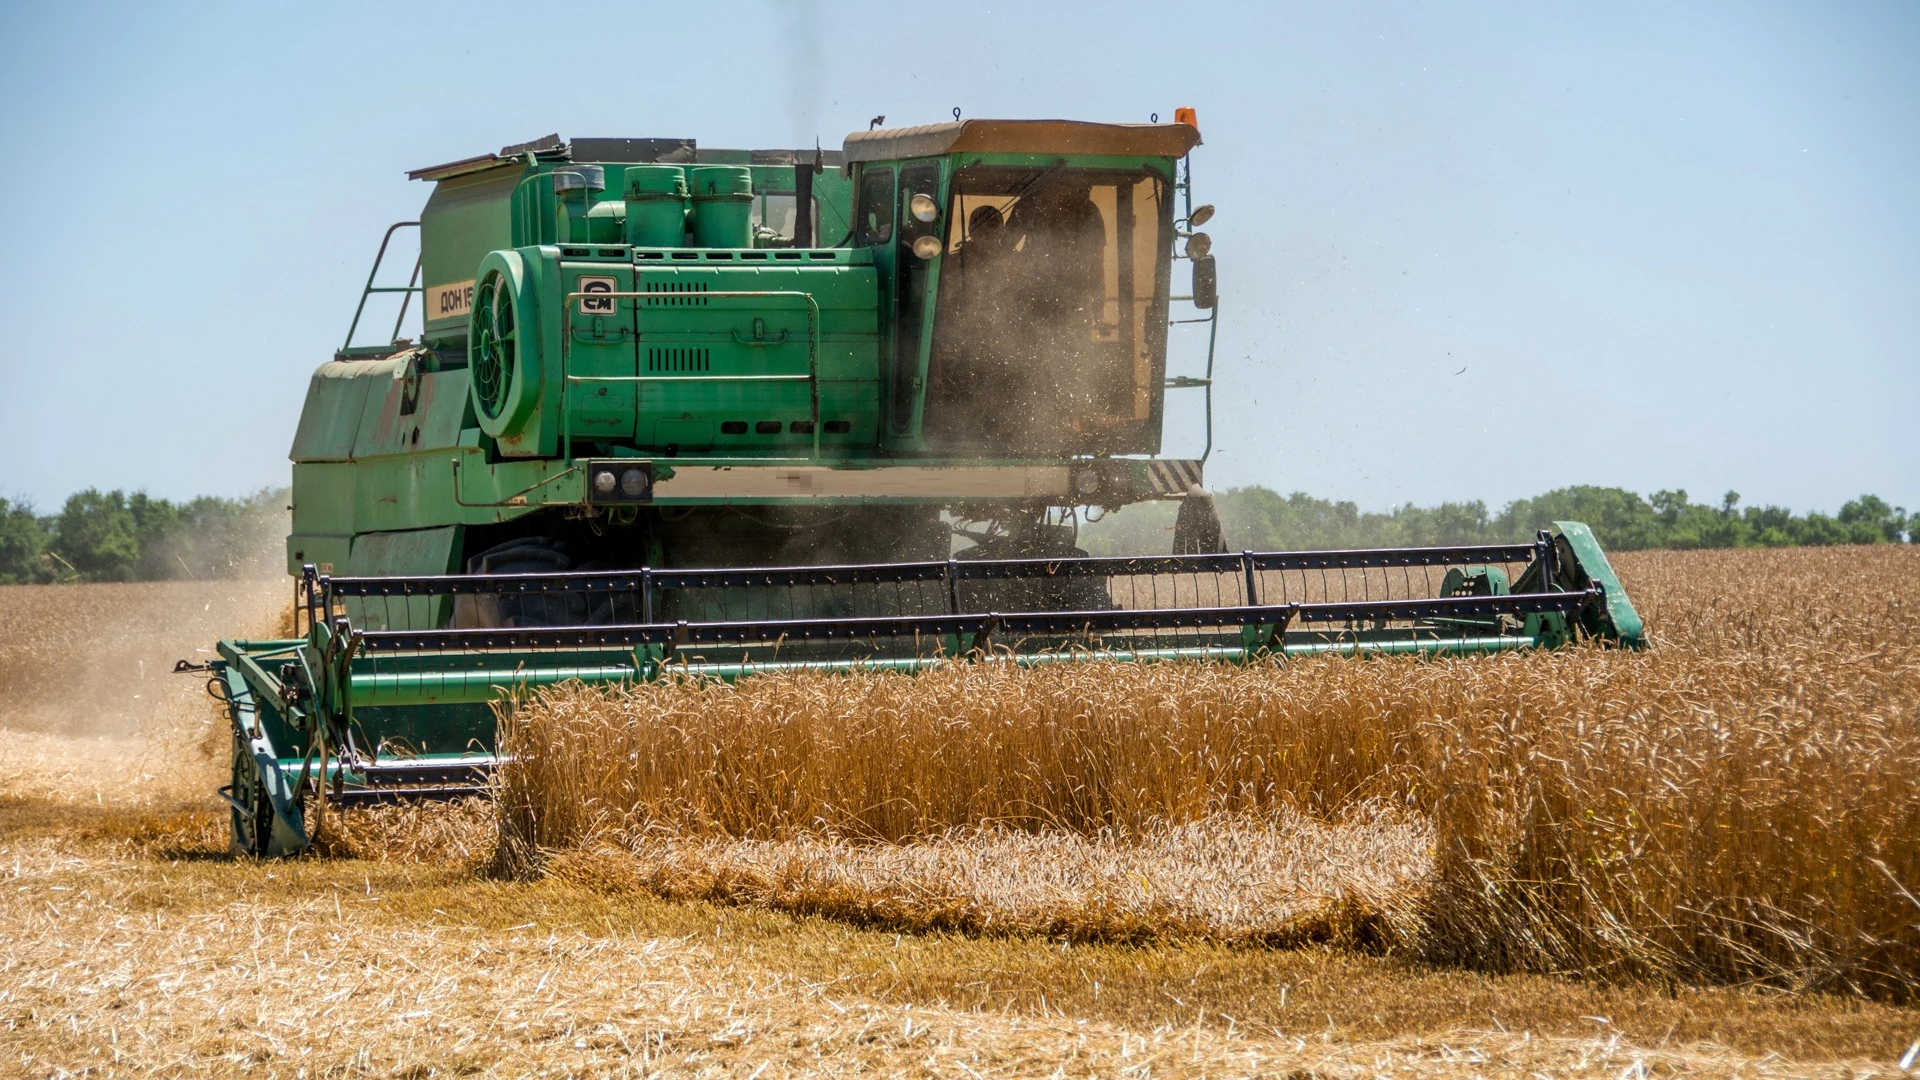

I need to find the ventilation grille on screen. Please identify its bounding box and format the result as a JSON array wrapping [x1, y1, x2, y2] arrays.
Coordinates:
[[645, 280, 708, 305], [648, 347, 711, 373]]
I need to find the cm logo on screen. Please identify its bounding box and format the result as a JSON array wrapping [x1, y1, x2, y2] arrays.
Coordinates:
[[578, 276, 618, 315]]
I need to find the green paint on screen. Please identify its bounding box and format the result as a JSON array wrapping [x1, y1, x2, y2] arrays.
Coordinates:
[[294, 125, 1206, 577], [1552, 520, 1646, 648]]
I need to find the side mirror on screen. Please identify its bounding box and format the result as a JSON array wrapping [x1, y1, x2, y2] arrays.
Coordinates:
[[1192, 255, 1217, 310]]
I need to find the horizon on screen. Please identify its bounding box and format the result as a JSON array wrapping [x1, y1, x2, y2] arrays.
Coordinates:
[[3, 477, 1902, 523]]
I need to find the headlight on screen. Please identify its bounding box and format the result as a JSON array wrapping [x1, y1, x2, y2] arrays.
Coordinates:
[[1185, 232, 1212, 259], [911, 234, 943, 260], [909, 193, 939, 223], [586, 461, 654, 503]]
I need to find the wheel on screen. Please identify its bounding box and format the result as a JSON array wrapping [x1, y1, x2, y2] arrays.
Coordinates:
[[954, 527, 1115, 613], [450, 536, 623, 628], [229, 736, 274, 857], [1172, 486, 1227, 555]]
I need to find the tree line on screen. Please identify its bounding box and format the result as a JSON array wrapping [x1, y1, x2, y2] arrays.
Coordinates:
[[0, 488, 287, 584], [1, 483, 1911, 585], [1082, 486, 1914, 555]]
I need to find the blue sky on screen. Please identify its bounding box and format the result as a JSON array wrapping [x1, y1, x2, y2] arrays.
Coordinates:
[[0, 1, 1913, 514]]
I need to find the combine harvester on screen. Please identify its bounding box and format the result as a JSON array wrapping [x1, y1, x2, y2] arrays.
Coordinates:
[[202, 115, 1643, 855]]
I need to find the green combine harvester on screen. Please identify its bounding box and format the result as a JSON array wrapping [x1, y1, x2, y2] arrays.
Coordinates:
[[199, 115, 1643, 856]]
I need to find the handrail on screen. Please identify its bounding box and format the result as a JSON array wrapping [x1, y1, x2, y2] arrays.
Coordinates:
[[558, 287, 823, 461], [342, 221, 423, 352], [1167, 300, 1218, 462], [1166, 150, 1218, 463]]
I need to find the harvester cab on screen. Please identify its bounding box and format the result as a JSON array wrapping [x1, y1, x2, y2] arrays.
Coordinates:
[[206, 115, 1643, 856]]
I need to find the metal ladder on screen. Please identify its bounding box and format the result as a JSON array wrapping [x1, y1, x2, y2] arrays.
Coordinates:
[[339, 221, 422, 358]]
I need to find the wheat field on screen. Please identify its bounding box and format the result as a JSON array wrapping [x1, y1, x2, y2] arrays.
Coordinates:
[[499, 545, 1920, 1000], [5, 547, 1920, 1075]]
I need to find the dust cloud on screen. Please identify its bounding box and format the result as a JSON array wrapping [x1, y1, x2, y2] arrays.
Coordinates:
[[0, 577, 288, 807], [923, 168, 1164, 456], [144, 497, 289, 582]]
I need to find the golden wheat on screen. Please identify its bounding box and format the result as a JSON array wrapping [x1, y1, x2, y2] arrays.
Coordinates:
[[543, 802, 1430, 946], [1422, 546, 1920, 998], [498, 661, 1416, 847], [497, 545, 1920, 998]]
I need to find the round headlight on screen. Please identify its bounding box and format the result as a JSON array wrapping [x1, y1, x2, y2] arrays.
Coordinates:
[[1185, 232, 1212, 259], [593, 469, 617, 494], [911, 234, 943, 260], [1075, 470, 1101, 496], [620, 468, 649, 498], [908, 193, 939, 223], [1188, 204, 1215, 228]]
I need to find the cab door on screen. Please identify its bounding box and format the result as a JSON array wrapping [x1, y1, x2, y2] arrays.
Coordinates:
[[888, 161, 942, 444]]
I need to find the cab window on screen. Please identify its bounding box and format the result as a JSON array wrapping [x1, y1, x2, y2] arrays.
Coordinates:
[[750, 194, 821, 243], [855, 166, 895, 245]]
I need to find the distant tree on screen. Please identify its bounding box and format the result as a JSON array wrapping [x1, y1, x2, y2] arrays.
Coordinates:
[[51, 489, 143, 581], [126, 492, 184, 578], [1495, 487, 1665, 549], [0, 497, 50, 584], [1837, 495, 1905, 544], [1790, 512, 1852, 547], [1741, 503, 1796, 545], [1219, 489, 1370, 551], [1666, 498, 1749, 549], [1395, 500, 1495, 546], [1650, 489, 1689, 526]]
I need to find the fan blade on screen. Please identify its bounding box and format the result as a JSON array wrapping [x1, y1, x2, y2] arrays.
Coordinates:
[[487, 283, 506, 343]]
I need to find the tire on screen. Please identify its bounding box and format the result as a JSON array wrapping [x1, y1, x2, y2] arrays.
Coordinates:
[[954, 535, 1115, 613], [1172, 487, 1227, 555], [229, 739, 274, 858], [450, 537, 624, 628]]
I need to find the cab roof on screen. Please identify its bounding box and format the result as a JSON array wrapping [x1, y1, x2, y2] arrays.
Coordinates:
[[841, 119, 1201, 164]]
